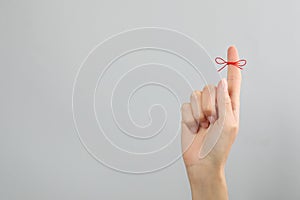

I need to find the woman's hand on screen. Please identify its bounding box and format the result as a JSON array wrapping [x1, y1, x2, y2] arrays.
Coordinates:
[[181, 46, 242, 200]]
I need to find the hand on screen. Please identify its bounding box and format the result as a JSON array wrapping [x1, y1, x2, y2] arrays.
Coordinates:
[[181, 46, 242, 200]]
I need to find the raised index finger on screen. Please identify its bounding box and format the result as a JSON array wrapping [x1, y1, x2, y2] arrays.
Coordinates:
[[227, 46, 242, 114]]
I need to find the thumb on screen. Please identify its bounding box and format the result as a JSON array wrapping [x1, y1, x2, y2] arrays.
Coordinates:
[[217, 79, 233, 121]]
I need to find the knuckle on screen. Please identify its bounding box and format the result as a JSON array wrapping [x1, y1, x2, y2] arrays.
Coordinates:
[[181, 103, 190, 112], [228, 121, 239, 134], [203, 106, 213, 116], [203, 85, 216, 103], [203, 84, 215, 93], [207, 84, 216, 90], [192, 111, 200, 121], [190, 90, 201, 100], [186, 119, 196, 126], [199, 114, 206, 122], [231, 125, 239, 135], [202, 85, 209, 92]]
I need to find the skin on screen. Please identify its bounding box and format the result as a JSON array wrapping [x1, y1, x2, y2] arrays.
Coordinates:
[[181, 46, 242, 200]]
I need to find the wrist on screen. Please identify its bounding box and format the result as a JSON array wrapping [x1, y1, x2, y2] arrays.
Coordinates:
[[186, 164, 228, 200], [187, 163, 225, 186]]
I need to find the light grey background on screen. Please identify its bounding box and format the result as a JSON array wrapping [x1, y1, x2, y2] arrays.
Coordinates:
[[1, 0, 299, 199]]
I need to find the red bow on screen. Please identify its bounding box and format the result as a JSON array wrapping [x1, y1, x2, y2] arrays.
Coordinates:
[[215, 57, 247, 72]]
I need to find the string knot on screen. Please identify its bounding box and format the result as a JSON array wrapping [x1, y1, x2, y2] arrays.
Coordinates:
[[215, 57, 247, 72]]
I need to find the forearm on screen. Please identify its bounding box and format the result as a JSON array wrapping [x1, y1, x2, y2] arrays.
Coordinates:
[[187, 165, 228, 200]]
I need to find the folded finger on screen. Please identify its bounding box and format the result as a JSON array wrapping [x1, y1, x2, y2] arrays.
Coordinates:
[[181, 103, 199, 133], [190, 91, 208, 129], [201, 85, 217, 125]]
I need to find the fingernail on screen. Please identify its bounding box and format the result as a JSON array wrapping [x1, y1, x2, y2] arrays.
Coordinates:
[[191, 126, 198, 133], [200, 121, 209, 129], [208, 116, 216, 124]]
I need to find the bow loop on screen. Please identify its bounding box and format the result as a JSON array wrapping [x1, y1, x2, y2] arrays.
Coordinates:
[[215, 56, 247, 72]]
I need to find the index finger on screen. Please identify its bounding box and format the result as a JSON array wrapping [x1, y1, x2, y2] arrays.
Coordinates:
[[227, 45, 242, 114]]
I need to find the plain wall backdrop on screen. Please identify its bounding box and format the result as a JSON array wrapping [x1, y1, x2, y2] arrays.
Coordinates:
[[1, 0, 300, 199]]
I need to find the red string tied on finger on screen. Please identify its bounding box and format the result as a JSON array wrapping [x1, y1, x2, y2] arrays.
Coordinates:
[[215, 57, 247, 72]]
